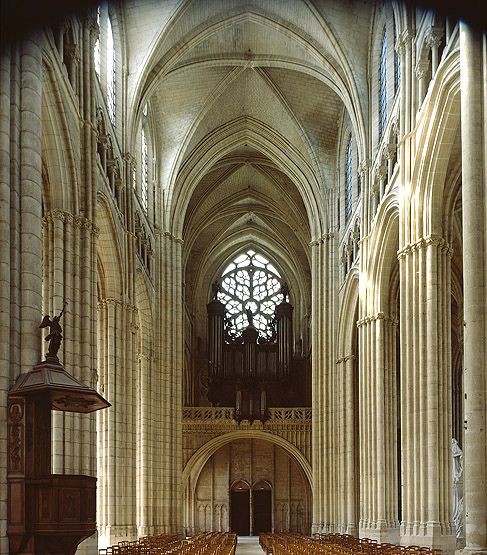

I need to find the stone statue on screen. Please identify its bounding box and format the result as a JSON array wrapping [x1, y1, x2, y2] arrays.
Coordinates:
[[211, 280, 220, 300], [281, 281, 290, 302], [39, 303, 66, 361], [246, 307, 254, 326], [451, 437, 464, 544]]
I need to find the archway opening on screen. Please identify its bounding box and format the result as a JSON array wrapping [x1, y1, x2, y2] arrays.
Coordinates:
[[252, 481, 272, 535], [230, 481, 250, 535]]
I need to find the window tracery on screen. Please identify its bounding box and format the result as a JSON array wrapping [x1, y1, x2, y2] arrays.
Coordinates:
[[141, 128, 148, 212], [345, 134, 353, 222], [106, 15, 115, 125], [378, 28, 388, 139], [94, 7, 101, 77], [217, 250, 284, 341]]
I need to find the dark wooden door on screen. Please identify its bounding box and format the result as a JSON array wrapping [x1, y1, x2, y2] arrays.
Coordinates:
[[252, 489, 272, 535], [230, 490, 250, 535]]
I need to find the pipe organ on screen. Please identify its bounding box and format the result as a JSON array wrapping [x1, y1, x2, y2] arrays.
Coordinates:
[[207, 298, 310, 422]]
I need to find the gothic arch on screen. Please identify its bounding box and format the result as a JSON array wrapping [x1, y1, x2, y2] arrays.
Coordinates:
[[168, 118, 324, 240], [337, 269, 359, 358], [96, 195, 124, 299], [366, 194, 399, 312], [410, 50, 460, 239], [131, 8, 366, 158], [41, 60, 79, 213], [183, 430, 313, 492], [191, 234, 310, 326]]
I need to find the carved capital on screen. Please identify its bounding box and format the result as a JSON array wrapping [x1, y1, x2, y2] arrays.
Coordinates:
[[426, 28, 444, 49], [415, 59, 429, 80], [359, 158, 370, 174]]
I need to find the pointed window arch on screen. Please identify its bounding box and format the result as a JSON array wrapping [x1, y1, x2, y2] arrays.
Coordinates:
[[217, 250, 284, 341], [106, 14, 115, 125], [393, 17, 401, 93], [345, 134, 353, 222], [378, 27, 388, 139], [141, 127, 148, 212], [94, 7, 101, 76]]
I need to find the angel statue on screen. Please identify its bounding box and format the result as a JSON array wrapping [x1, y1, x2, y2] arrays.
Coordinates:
[[39, 303, 66, 361]]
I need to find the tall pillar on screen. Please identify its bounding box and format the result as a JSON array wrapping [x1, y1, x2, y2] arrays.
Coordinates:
[[97, 298, 138, 547], [398, 236, 455, 552], [357, 312, 399, 543], [311, 232, 338, 533], [155, 231, 184, 534], [0, 35, 43, 553], [460, 23, 487, 554], [0, 44, 12, 555]]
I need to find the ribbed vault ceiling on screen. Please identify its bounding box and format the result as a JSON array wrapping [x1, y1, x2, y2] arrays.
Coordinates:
[[124, 0, 374, 305]]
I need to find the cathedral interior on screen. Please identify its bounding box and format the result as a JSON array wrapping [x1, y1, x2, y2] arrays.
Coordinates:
[[0, 0, 486, 554]]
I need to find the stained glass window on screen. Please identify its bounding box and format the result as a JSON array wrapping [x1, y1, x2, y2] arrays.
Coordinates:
[[378, 28, 387, 139], [94, 7, 101, 77], [141, 128, 148, 212], [393, 19, 400, 92], [345, 135, 353, 222], [218, 250, 283, 341], [107, 15, 115, 125]]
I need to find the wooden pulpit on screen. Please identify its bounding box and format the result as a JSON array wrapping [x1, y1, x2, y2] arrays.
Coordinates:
[[7, 359, 110, 555]]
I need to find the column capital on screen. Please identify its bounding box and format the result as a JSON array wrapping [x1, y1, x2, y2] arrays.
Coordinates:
[[426, 27, 444, 49], [359, 158, 370, 174], [397, 234, 452, 259], [415, 59, 429, 80]]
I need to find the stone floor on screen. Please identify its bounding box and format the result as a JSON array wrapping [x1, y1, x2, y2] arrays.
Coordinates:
[[235, 536, 264, 554]]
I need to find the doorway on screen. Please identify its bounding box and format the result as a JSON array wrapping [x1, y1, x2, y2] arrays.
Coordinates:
[[252, 484, 272, 534], [230, 481, 250, 535]]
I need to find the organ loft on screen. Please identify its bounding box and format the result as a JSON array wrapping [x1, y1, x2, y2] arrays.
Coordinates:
[[206, 251, 311, 422]]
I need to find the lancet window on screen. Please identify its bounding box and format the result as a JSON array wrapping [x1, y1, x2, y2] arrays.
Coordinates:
[[93, 5, 116, 126], [378, 28, 388, 139], [141, 128, 148, 212], [345, 134, 353, 222], [106, 15, 115, 124]]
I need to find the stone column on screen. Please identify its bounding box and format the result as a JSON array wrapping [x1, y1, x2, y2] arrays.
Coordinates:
[[398, 236, 455, 552], [155, 231, 184, 533], [427, 30, 443, 78], [0, 35, 43, 553], [336, 353, 358, 536], [42, 210, 99, 476], [359, 159, 370, 235], [460, 23, 487, 554], [137, 352, 154, 537], [0, 44, 12, 555], [311, 232, 338, 533], [357, 312, 399, 543], [19, 37, 43, 375], [97, 298, 138, 547]]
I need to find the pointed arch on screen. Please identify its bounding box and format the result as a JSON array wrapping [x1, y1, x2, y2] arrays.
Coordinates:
[[168, 117, 324, 240]]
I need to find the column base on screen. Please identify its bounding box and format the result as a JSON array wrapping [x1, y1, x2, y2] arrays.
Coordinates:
[[360, 523, 400, 544], [401, 522, 456, 555], [311, 523, 322, 534], [137, 525, 158, 537], [98, 525, 138, 548], [455, 550, 487, 555]]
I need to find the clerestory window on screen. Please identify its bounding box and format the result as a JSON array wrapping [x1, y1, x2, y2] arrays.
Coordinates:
[[217, 250, 284, 341], [141, 128, 148, 212], [378, 28, 388, 139], [345, 134, 353, 222], [106, 15, 115, 125]]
